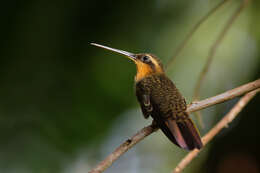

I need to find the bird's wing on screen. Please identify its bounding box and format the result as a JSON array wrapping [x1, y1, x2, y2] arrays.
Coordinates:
[[135, 81, 153, 119], [136, 93, 152, 119]]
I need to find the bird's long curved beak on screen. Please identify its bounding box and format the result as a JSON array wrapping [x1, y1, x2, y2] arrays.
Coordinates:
[[91, 43, 136, 61]]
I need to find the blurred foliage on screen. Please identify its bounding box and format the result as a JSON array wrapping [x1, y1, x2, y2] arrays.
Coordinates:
[[0, 0, 260, 173]]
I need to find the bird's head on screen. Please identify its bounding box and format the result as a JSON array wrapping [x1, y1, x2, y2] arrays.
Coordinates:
[[91, 43, 164, 82]]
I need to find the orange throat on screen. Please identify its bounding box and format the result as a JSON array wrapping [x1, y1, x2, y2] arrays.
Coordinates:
[[134, 62, 163, 82]]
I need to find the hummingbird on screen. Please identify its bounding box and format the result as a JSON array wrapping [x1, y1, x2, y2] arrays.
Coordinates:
[[91, 43, 203, 150]]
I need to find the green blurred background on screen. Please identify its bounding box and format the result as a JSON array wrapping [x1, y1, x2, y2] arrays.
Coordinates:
[[1, 0, 260, 173]]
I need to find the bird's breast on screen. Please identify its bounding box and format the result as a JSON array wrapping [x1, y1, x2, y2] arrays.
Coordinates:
[[136, 74, 187, 116]]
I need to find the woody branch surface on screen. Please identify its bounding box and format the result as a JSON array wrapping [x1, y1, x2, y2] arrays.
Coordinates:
[[89, 78, 260, 173]]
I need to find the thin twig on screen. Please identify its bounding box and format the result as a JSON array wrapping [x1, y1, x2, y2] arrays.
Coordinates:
[[89, 125, 156, 173], [173, 88, 260, 173], [166, 0, 229, 70], [88, 78, 260, 173], [192, 0, 251, 126], [187, 78, 260, 112]]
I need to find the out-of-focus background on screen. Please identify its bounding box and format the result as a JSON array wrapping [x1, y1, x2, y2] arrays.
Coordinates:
[[1, 0, 260, 173]]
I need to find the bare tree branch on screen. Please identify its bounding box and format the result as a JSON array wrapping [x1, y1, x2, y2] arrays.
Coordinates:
[[89, 125, 156, 173], [173, 88, 260, 173], [192, 0, 251, 127], [166, 0, 230, 70], [187, 78, 260, 113], [88, 78, 260, 173]]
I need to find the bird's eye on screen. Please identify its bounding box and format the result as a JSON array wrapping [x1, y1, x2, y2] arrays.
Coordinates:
[[141, 56, 150, 63]]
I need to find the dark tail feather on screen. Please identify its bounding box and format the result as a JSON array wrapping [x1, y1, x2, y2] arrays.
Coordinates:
[[151, 110, 203, 150], [166, 117, 203, 150], [152, 115, 182, 148]]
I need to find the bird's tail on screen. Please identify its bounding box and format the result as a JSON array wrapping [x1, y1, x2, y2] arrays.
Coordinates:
[[151, 110, 203, 150], [164, 114, 203, 150]]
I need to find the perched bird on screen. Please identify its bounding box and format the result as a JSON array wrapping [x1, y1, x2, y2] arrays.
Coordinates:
[[91, 43, 203, 150]]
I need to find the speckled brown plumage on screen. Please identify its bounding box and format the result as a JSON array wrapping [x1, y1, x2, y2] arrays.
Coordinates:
[[135, 74, 203, 150], [136, 74, 186, 118]]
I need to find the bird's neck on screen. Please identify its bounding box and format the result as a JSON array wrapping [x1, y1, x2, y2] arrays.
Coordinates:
[[135, 68, 164, 82], [135, 67, 152, 82], [134, 62, 164, 82]]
